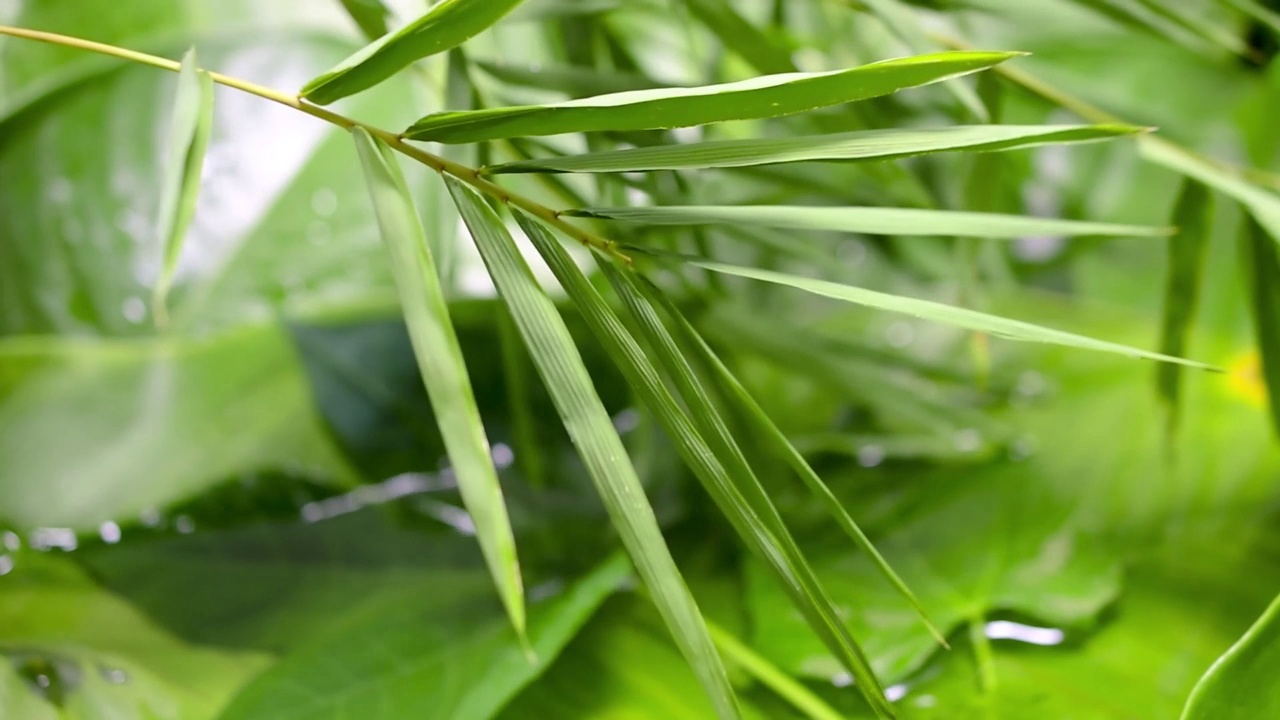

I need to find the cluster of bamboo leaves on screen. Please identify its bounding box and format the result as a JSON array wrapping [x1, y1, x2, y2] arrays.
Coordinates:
[[39, 0, 1277, 716]]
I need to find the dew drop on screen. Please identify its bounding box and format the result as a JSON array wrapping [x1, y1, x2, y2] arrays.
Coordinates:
[[885, 684, 909, 702], [857, 444, 885, 468], [831, 672, 853, 688], [121, 297, 146, 324], [0, 555, 14, 576], [98, 521, 121, 544], [491, 442, 514, 469], [100, 667, 128, 685], [310, 188, 338, 217], [174, 515, 195, 534], [2, 530, 19, 552]]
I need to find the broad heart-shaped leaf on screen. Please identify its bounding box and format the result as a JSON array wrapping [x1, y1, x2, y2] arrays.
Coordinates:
[[449, 183, 740, 720], [352, 128, 526, 644], [218, 553, 630, 720], [647, 254, 1213, 369], [0, 326, 358, 532], [152, 48, 214, 328], [0, 554, 270, 720], [1181, 591, 1280, 720], [499, 599, 775, 720], [301, 0, 526, 104], [571, 205, 1170, 239], [486, 124, 1144, 173], [747, 467, 1121, 683], [403, 51, 1020, 142]]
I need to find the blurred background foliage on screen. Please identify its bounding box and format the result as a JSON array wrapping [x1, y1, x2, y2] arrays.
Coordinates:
[[1, 0, 1279, 717]]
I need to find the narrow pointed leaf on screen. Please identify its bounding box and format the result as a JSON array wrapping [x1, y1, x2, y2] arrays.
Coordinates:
[[476, 61, 668, 98], [487, 124, 1144, 174], [404, 51, 1020, 142], [662, 298, 945, 646], [445, 179, 740, 720], [152, 48, 214, 328], [337, 0, 391, 40], [706, 621, 845, 720], [302, 0, 526, 104], [645, 251, 1215, 368], [1139, 138, 1280, 243], [515, 214, 893, 719], [570, 204, 1170, 239], [1156, 179, 1213, 432], [350, 128, 525, 643], [1242, 213, 1280, 438], [684, 0, 797, 74], [1221, 0, 1280, 35], [857, 0, 990, 120], [601, 264, 894, 718], [1181, 591, 1280, 720]]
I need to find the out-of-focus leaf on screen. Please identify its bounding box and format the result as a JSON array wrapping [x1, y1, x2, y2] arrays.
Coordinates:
[[504, 0, 624, 22], [487, 124, 1143, 173], [352, 128, 526, 643], [0, 327, 358, 531], [572, 204, 1169, 238], [1242, 213, 1280, 437], [0, 555, 270, 720], [1067, 0, 1248, 57], [684, 0, 797, 74], [338, 0, 391, 40], [152, 48, 214, 329], [403, 51, 1020, 142], [1156, 180, 1212, 431], [301, 0, 526, 104], [450, 186, 739, 720], [857, 0, 989, 119], [748, 468, 1121, 682], [475, 60, 668, 98], [1221, 0, 1280, 35], [1181, 591, 1280, 720], [220, 553, 630, 720], [650, 253, 1213, 368], [1139, 139, 1280, 243]]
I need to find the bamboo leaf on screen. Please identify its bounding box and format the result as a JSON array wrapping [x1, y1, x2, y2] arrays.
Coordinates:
[[487, 124, 1143, 174], [660, 298, 945, 647], [476, 60, 668, 98], [445, 179, 740, 720], [600, 263, 894, 719], [1156, 179, 1213, 432], [683, 0, 797, 74], [302, 0, 526, 104], [857, 0, 990, 120], [1140, 138, 1280, 243], [1242, 213, 1280, 438], [515, 214, 894, 719], [643, 251, 1216, 368], [350, 128, 526, 644], [403, 51, 1021, 142], [337, 0, 391, 40], [570, 204, 1170, 239], [706, 621, 845, 720], [151, 48, 214, 329], [1181, 591, 1280, 720]]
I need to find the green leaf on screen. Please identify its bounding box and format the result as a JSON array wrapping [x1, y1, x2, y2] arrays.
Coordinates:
[[1139, 138, 1280, 243], [301, 0, 526, 104], [500, 599, 774, 720], [151, 48, 214, 329], [1181, 591, 1280, 720], [0, 327, 358, 531], [571, 204, 1168, 239], [683, 0, 797, 74], [220, 553, 630, 720], [667, 305, 944, 647], [487, 124, 1143, 174], [517, 215, 894, 717], [475, 60, 669, 98], [1242, 213, 1280, 438], [856, 0, 990, 120], [1156, 179, 1213, 432], [337, 0, 392, 41], [600, 265, 894, 718], [748, 468, 1121, 683], [351, 127, 526, 644], [643, 252, 1214, 368], [0, 555, 270, 720], [403, 51, 1021, 142], [448, 181, 740, 720]]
